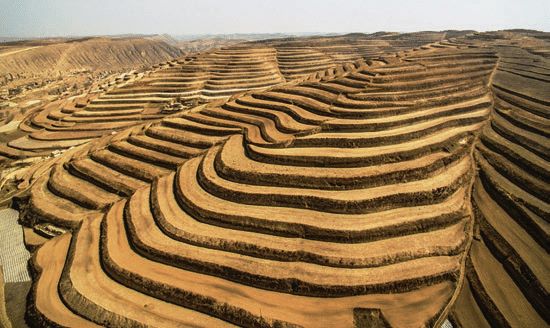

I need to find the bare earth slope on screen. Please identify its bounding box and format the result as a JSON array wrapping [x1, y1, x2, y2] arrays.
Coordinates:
[[0, 31, 548, 327], [0, 32, 447, 166], [0, 37, 183, 76], [0, 36, 184, 159], [449, 32, 550, 328], [18, 35, 490, 327]]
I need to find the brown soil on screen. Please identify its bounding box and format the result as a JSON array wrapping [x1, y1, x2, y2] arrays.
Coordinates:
[[0, 30, 548, 327]]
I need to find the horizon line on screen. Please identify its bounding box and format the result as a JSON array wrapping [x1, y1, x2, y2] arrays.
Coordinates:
[[2, 28, 548, 41]]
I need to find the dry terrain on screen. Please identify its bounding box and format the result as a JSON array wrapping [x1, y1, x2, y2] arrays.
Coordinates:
[[0, 30, 548, 327], [0, 36, 183, 156]]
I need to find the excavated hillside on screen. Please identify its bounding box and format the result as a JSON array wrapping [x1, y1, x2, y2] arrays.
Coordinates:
[[0, 31, 548, 327]]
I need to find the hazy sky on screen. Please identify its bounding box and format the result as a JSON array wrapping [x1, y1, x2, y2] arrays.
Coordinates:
[[1, 0, 549, 38]]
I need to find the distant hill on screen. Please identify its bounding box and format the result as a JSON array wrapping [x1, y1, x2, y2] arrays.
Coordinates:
[[170, 33, 302, 54], [173, 33, 298, 41], [145, 34, 180, 46], [0, 36, 183, 76]]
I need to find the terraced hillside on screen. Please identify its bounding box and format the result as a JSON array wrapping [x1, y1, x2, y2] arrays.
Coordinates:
[[2, 31, 548, 327], [0, 48, 286, 160], [18, 37, 493, 326], [261, 32, 455, 79], [449, 36, 550, 328], [0, 32, 450, 163]]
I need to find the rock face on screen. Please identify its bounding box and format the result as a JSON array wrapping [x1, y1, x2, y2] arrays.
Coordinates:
[[2, 31, 549, 327]]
